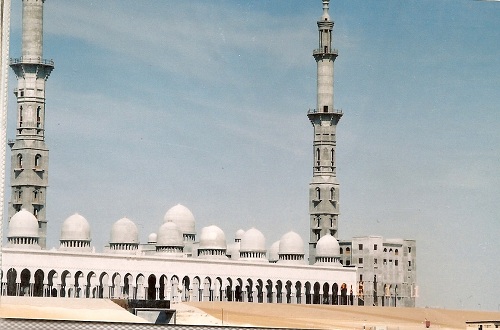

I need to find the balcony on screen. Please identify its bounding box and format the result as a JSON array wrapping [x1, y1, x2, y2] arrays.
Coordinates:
[[10, 57, 54, 66], [308, 108, 343, 115], [313, 48, 338, 56]]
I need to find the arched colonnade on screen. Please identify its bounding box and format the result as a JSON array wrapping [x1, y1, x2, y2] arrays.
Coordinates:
[[0, 268, 356, 305]]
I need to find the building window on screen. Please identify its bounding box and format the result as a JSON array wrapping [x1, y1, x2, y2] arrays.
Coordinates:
[[330, 149, 335, 166], [17, 154, 23, 168], [36, 107, 41, 128], [358, 244, 363, 251], [408, 261, 412, 267], [19, 106, 23, 126], [316, 148, 320, 166], [374, 258, 378, 264], [315, 187, 321, 200], [395, 249, 399, 256], [345, 247, 350, 254], [374, 244, 378, 250], [35, 154, 41, 167], [323, 105, 328, 112], [408, 247, 412, 253], [383, 248, 387, 252], [330, 187, 335, 200], [346, 260, 350, 266], [395, 260, 399, 266], [340, 247, 343, 254], [383, 259, 387, 265], [359, 274, 363, 281], [358, 258, 363, 264]]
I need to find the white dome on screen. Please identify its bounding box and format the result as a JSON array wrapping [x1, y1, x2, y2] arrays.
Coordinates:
[[110, 217, 139, 244], [278, 231, 304, 255], [148, 232, 157, 244], [8, 209, 39, 238], [199, 225, 226, 250], [164, 204, 195, 234], [156, 222, 183, 247], [234, 229, 245, 241], [316, 234, 340, 257], [240, 228, 266, 252], [60, 213, 91, 241], [269, 240, 280, 262]]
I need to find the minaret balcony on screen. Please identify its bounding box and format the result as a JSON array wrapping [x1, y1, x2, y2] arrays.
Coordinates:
[[313, 48, 338, 56], [308, 108, 343, 115], [32, 166, 45, 173], [10, 57, 54, 67]]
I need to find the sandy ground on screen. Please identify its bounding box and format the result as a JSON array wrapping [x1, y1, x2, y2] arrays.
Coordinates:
[[1, 297, 499, 329], [186, 301, 500, 329], [0, 296, 148, 323]]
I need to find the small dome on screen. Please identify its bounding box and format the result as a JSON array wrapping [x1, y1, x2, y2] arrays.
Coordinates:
[[148, 232, 157, 244], [240, 228, 266, 252], [110, 217, 139, 244], [156, 222, 183, 247], [278, 231, 304, 255], [60, 213, 91, 241], [164, 204, 195, 234], [8, 209, 39, 238], [316, 234, 340, 257], [199, 225, 226, 250], [268, 240, 280, 262], [234, 229, 245, 241]]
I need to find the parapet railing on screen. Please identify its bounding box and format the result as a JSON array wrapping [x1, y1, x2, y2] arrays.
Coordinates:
[[308, 108, 343, 114], [9, 57, 54, 66], [313, 48, 339, 56]]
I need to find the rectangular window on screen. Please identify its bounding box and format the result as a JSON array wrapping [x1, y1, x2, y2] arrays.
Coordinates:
[[408, 247, 412, 253], [358, 244, 363, 251], [374, 258, 378, 264], [383, 259, 387, 265], [408, 261, 412, 267], [346, 260, 351, 266], [358, 258, 363, 264], [374, 244, 378, 250], [395, 260, 399, 266]]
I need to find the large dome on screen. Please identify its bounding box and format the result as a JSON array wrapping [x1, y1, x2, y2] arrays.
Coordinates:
[[8, 209, 39, 238], [156, 222, 183, 247], [163, 204, 195, 234], [60, 213, 91, 241], [240, 228, 266, 252], [278, 231, 304, 255], [110, 217, 139, 244], [316, 234, 340, 257], [199, 225, 226, 250]]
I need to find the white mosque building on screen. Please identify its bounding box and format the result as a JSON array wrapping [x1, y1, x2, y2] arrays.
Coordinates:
[[1, 0, 416, 308]]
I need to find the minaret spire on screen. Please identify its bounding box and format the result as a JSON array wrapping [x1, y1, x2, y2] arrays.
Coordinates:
[[307, 0, 342, 264], [9, 0, 54, 249]]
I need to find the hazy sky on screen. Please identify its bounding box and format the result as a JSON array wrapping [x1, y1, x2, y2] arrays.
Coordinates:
[[4, 0, 500, 311]]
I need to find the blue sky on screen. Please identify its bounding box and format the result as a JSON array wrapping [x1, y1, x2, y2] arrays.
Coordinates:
[[4, 0, 500, 311]]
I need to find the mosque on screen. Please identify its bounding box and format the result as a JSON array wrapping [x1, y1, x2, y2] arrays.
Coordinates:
[[1, 0, 417, 308]]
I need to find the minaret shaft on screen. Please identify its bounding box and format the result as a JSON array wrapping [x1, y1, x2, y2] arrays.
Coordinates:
[[22, 0, 43, 58], [308, 0, 342, 264], [9, 0, 53, 249]]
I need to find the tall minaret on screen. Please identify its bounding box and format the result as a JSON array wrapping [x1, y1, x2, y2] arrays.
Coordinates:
[[307, 0, 342, 264], [9, 0, 53, 249]]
